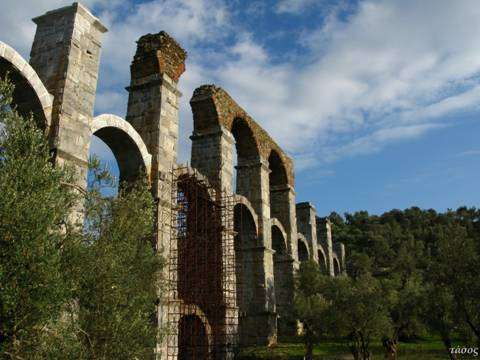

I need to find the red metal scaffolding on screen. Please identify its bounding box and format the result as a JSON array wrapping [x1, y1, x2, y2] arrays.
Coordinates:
[[166, 167, 237, 360]]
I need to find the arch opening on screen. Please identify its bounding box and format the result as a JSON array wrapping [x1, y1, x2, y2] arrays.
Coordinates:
[[268, 150, 288, 189], [234, 202, 259, 345], [231, 118, 259, 196], [88, 115, 151, 197], [298, 239, 309, 262], [0, 58, 48, 130], [178, 314, 210, 360], [333, 257, 341, 276], [318, 249, 328, 273], [268, 150, 289, 224], [93, 127, 146, 184]]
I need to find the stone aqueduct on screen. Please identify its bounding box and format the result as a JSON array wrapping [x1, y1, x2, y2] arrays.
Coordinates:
[[0, 3, 346, 359]]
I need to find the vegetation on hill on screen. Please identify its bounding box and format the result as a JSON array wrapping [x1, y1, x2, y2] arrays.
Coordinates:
[[289, 208, 480, 359]]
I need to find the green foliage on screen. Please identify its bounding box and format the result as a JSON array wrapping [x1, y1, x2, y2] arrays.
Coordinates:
[[293, 262, 391, 360], [327, 274, 391, 360], [77, 171, 162, 359], [0, 77, 164, 359], [293, 261, 331, 359], [0, 77, 80, 358], [329, 206, 480, 356]]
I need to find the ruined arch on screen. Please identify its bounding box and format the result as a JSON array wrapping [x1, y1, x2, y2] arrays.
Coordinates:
[[231, 117, 259, 162], [271, 218, 288, 250], [0, 41, 52, 130], [333, 254, 341, 276], [231, 118, 261, 198], [178, 311, 212, 360], [90, 114, 152, 183], [190, 85, 294, 187], [317, 244, 328, 273], [234, 195, 259, 232], [268, 149, 288, 189], [297, 233, 310, 262]]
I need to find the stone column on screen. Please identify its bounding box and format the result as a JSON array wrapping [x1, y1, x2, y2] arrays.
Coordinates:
[[30, 3, 107, 188], [190, 125, 235, 193], [335, 242, 347, 275], [295, 202, 319, 263], [125, 31, 186, 359]]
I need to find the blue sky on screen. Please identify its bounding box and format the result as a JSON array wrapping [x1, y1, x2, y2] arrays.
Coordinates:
[[2, 0, 480, 216]]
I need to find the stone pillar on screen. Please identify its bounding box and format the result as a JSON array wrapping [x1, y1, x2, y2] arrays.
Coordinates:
[[30, 2, 107, 187], [190, 125, 235, 193], [317, 217, 335, 277], [335, 242, 347, 275], [270, 185, 298, 261], [295, 202, 319, 263], [125, 31, 186, 359]]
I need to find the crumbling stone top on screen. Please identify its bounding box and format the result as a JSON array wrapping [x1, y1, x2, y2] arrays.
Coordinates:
[[296, 202, 316, 210], [32, 2, 107, 33], [132, 31, 187, 82], [191, 84, 294, 187]]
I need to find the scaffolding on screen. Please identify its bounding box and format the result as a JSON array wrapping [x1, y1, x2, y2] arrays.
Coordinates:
[[167, 167, 237, 360]]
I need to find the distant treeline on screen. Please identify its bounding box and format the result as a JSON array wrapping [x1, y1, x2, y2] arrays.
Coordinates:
[[293, 207, 480, 360]]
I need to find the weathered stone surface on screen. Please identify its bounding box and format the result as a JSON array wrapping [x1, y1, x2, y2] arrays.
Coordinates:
[[0, 41, 53, 130], [191, 84, 294, 187], [30, 2, 107, 187]]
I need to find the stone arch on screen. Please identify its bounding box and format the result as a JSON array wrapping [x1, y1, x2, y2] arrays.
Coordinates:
[[231, 117, 260, 162], [190, 85, 294, 187], [268, 149, 289, 189], [90, 114, 152, 183], [178, 304, 213, 360], [297, 233, 310, 262], [333, 253, 341, 276], [317, 244, 328, 273], [271, 218, 288, 250], [230, 118, 261, 208], [0, 41, 52, 130], [234, 195, 259, 236]]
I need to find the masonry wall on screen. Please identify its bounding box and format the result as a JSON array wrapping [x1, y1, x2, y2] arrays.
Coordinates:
[[4, 3, 349, 358], [125, 31, 186, 359], [30, 3, 107, 188]]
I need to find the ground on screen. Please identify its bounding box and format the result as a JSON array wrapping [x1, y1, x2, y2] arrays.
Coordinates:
[[238, 338, 454, 359]]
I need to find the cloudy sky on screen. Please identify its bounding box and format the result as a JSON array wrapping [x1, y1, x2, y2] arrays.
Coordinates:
[[2, 0, 480, 216]]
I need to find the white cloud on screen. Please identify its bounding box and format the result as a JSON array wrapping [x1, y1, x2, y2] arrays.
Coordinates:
[[324, 123, 445, 162], [276, 0, 321, 14], [3, 0, 480, 172], [205, 0, 480, 166], [0, 0, 113, 57]]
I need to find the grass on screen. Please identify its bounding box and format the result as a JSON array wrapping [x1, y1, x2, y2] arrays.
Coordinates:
[[237, 337, 455, 359]]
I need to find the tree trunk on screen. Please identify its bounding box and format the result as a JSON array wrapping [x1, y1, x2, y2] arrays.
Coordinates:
[[305, 341, 314, 360], [359, 332, 371, 360], [349, 332, 361, 360], [382, 337, 397, 360], [441, 335, 456, 360], [465, 311, 480, 344], [303, 324, 314, 360]]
